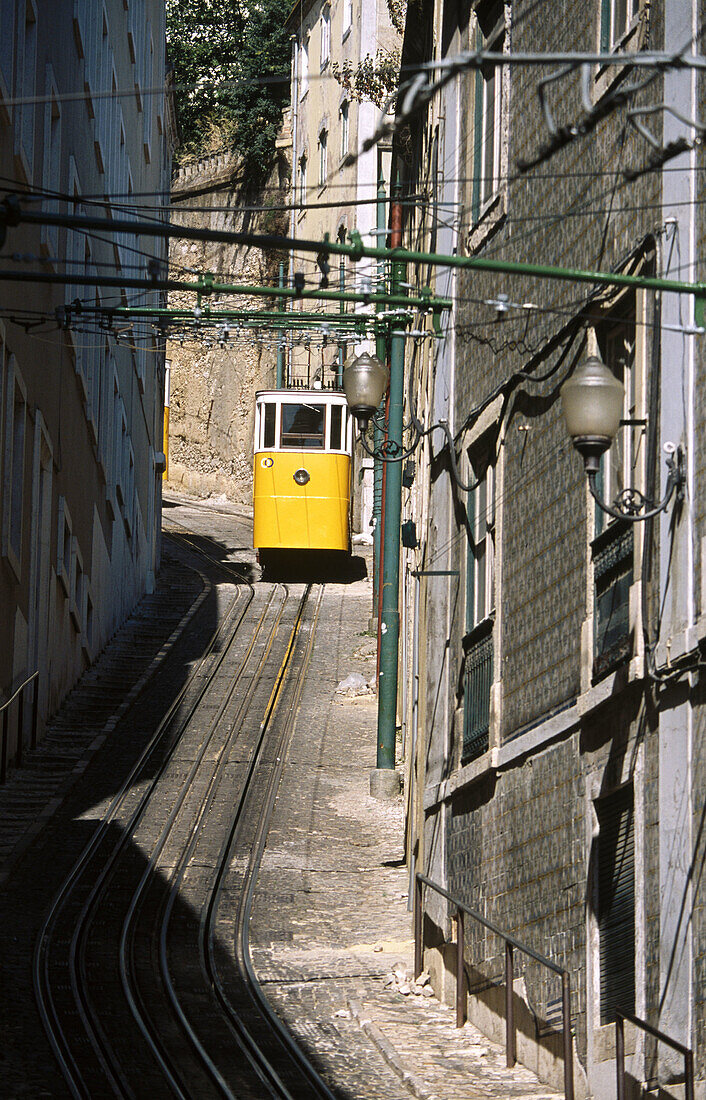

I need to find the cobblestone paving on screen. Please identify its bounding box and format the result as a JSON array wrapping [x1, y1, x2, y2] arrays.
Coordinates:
[[0, 493, 563, 1098], [250, 561, 561, 1099]]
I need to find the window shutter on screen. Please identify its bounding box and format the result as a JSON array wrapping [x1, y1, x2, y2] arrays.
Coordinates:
[[597, 784, 635, 1023]]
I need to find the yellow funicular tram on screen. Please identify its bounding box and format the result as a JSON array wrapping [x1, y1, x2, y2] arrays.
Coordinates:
[[253, 388, 354, 573]]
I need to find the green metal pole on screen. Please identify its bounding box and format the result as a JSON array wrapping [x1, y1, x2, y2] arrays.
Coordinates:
[[276, 261, 285, 389], [372, 175, 387, 616], [338, 251, 345, 389], [373, 188, 405, 795], [0, 267, 449, 312], [12, 204, 706, 303]]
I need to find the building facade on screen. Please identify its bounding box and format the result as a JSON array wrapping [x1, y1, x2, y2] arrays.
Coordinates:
[[0, 1, 172, 769], [286, 0, 402, 534], [395, 1, 705, 1096]]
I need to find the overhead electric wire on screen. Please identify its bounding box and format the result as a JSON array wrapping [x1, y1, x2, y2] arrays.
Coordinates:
[[6, 161, 706, 238]]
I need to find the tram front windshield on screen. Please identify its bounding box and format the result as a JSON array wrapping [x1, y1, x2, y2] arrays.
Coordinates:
[[280, 403, 326, 449]]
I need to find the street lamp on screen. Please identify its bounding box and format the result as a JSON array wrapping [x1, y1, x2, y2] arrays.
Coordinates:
[[342, 351, 389, 429], [560, 355, 685, 521]]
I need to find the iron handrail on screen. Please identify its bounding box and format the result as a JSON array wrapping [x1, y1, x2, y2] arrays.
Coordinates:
[[0, 670, 39, 714], [1, 670, 39, 782], [415, 872, 574, 1100], [615, 1011, 694, 1100]]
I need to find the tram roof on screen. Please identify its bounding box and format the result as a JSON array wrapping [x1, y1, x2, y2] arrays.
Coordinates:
[[255, 389, 348, 403]]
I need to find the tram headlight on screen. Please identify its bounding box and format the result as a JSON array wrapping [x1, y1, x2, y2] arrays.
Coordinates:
[[293, 468, 310, 485]]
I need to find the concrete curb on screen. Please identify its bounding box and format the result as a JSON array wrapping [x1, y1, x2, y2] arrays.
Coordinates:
[[348, 999, 439, 1100]]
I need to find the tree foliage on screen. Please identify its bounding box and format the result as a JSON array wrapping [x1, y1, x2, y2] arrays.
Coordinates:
[[166, 0, 291, 181], [331, 49, 402, 110], [227, 0, 292, 182], [166, 0, 243, 156]]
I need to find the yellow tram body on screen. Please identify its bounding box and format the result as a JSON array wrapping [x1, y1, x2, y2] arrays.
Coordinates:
[[253, 390, 353, 553]]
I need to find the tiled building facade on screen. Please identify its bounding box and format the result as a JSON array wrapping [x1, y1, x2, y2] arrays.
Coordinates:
[[396, 1, 704, 1095], [0, 1, 172, 770]]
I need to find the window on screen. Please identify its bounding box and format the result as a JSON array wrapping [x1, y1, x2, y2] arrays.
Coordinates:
[[57, 496, 73, 594], [300, 34, 309, 96], [329, 404, 343, 451], [98, 341, 112, 473], [70, 538, 83, 630], [92, 5, 111, 175], [340, 100, 349, 160], [297, 154, 307, 208], [320, 6, 330, 69], [595, 784, 635, 1023], [318, 128, 328, 188], [72, 240, 93, 393], [263, 403, 276, 449], [0, 1, 15, 112], [15, 0, 37, 179], [65, 159, 82, 319], [105, 370, 120, 517], [600, 0, 641, 50], [280, 403, 325, 449], [123, 444, 135, 537], [85, 312, 104, 447], [462, 459, 495, 763], [115, 399, 126, 505], [471, 0, 504, 220], [2, 356, 27, 578], [466, 464, 495, 629], [342, 0, 352, 36], [41, 71, 61, 257], [143, 24, 154, 162], [73, 0, 90, 59], [83, 587, 94, 657]]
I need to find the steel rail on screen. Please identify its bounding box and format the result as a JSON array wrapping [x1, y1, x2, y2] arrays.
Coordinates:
[[200, 584, 321, 1098], [69, 551, 268, 1098], [72, 574, 264, 1098], [33, 557, 217, 1096], [211, 583, 340, 1100], [33, 549, 249, 1097], [120, 584, 294, 1098]]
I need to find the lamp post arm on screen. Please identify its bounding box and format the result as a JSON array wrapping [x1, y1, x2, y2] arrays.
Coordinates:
[[586, 448, 685, 522], [356, 417, 488, 488], [357, 425, 421, 462]]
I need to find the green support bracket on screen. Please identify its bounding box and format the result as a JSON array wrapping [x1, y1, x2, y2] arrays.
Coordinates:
[[200, 271, 215, 296], [348, 229, 364, 261]]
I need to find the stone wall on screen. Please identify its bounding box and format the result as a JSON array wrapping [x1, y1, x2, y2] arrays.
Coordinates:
[[165, 149, 290, 504]]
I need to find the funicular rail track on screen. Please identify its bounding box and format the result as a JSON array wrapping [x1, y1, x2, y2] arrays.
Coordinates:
[[34, 533, 337, 1099]]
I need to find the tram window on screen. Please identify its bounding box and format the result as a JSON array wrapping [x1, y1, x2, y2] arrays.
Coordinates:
[[330, 403, 343, 450], [280, 403, 325, 448], [263, 403, 276, 448]]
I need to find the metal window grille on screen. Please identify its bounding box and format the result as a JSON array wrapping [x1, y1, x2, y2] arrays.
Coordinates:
[[593, 523, 633, 681], [596, 785, 635, 1024], [462, 621, 493, 764]]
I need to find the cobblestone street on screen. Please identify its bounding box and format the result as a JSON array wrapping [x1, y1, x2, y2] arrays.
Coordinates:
[[0, 496, 561, 1098], [248, 536, 561, 1099]]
